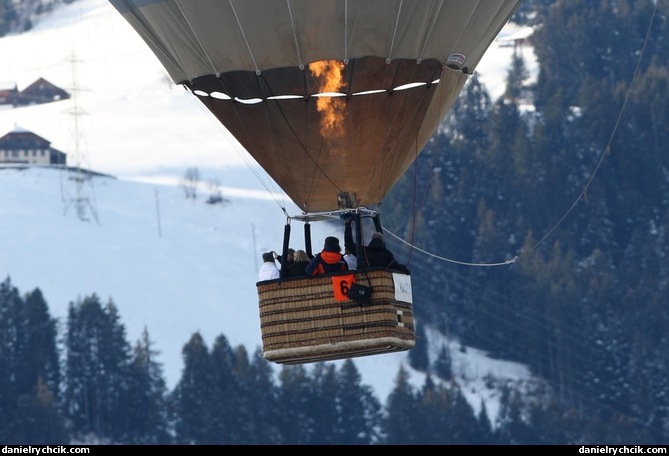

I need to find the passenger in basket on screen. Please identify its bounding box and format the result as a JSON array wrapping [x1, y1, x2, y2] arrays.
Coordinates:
[[283, 249, 311, 278], [305, 236, 348, 277], [343, 218, 357, 270], [274, 248, 295, 277], [363, 232, 409, 273], [258, 252, 280, 281], [275, 248, 295, 267], [343, 246, 357, 270], [346, 218, 409, 273]]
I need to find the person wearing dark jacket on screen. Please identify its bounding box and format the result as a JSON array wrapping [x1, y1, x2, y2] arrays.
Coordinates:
[[361, 232, 410, 273], [283, 249, 311, 278], [344, 218, 408, 272], [274, 248, 295, 278], [305, 236, 348, 277]]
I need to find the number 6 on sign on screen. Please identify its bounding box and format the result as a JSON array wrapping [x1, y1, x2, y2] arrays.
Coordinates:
[[332, 274, 355, 301]]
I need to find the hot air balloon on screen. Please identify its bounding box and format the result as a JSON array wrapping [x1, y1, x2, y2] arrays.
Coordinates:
[[108, 0, 521, 364]]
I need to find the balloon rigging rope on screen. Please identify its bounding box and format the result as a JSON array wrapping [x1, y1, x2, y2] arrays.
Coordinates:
[[286, 0, 304, 68], [417, 0, 444, 62], [387, 67, 447, 267], [344, 0, 348, 61], [228, 0, 260, 74], [174, 1, 218, 76], [386, 227, 517, 267], [187, 87, 289, 212], [404, 136, 420, 266], [387, 0, 403, 61], [366, 63, 440, 201]]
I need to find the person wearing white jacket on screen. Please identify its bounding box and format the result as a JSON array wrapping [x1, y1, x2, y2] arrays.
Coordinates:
[[258, 252, 280, 281]]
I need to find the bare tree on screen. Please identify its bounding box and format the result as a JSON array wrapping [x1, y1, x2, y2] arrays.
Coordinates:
[[181, 167, 200, 199], [205, 178, 229, 205]]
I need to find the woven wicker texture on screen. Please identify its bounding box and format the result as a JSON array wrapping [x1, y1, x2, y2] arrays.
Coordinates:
[[257, 269, 415, 364]]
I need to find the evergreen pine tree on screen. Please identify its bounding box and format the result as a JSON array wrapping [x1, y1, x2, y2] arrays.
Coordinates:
[[504, 49, 530, 102], [243, 347, 282, 444], [0, 278, 66, 443], [23, 288, 60, 403], [448, 383, 481, 444], [382, 365, 418, 444], [433, 343, 453, 381], [495, 387, 534, 444], [170, 331, 217, 444], [414, 377, 479, 444], [276, 364, 314, 444], [63, 294, 133, 443], [476, 400, 497, 444], [308, 362, 339, 445], [16, 377, 68, 444], [124, 328, 170, 444], [408, 320, 429, 372], [335, 359, 382, 445], [0, 277, 27, 441], [20, 288, 65, 443], [413, 375, 443, 444], [99, 299, 134, 442], [208, 334, 244, 444]]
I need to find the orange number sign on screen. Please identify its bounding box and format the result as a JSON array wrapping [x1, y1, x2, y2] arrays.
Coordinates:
[[332, 274, 355, 301]]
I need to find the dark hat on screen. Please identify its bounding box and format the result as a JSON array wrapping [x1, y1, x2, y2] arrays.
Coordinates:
[[324, 236, 341, 252]]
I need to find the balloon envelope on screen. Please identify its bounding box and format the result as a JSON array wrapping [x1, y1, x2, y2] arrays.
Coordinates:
[[109, 0, 520, 213]]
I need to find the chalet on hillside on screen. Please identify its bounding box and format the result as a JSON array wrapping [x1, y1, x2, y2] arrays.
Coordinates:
[[16, 77, 70, 106], [0, 127, 67, 166], [0, 83, 19, 105]]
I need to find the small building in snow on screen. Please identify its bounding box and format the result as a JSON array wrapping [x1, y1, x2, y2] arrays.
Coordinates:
[[16, 77, 70, 106], [0, 83, 19, 106], [0, 127, 67, 166]]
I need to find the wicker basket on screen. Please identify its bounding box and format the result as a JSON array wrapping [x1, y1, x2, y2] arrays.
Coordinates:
[[257, 269, 415, 364]]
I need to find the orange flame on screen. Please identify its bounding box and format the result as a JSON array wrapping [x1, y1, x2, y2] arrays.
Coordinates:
[[309, 60, 347, 139]]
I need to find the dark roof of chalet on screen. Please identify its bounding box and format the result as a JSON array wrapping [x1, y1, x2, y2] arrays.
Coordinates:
[[0, 128, 51, 148], [19, 77, 69, 100]]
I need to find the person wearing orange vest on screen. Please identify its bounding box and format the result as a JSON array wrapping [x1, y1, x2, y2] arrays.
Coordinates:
[[305, 236, 348, 277]]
